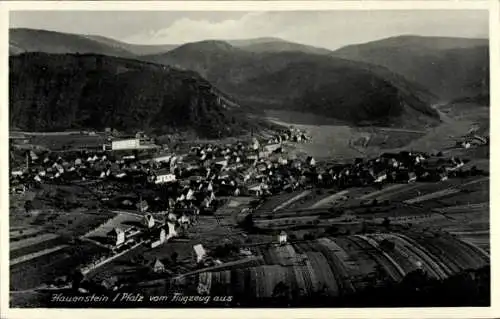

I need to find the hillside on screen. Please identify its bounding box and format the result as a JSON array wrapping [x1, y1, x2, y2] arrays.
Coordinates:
[[142, 41, 440, 128], [83, 35, 178, 56], [9, 28, 134, 57], [228, 37, 332, 55], [332, 35, 489, 101], [9, 53, 260, 137], [9, 29, 333, 58]]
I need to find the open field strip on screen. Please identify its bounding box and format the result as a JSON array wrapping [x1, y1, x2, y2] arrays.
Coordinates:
[[174, 256, 264, 280], [10, 228, 44, 240], [360, 184, 411, 200], [10, 245, 69, 266], [310, 190, 349, 208], [10, 234, 59, 251], [435, 202, 488, 214], [372, 184, 422, 201], [273, 190, 312, 212], [405, 177, 489, 204], [83, 212, 137, 238], [449, 230, 489, 236], [82, 241, 144, 276], [404, 189, 461, 204]]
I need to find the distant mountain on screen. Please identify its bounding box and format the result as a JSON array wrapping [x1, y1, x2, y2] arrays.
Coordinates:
[[83, 35, 178, 56], [10, 28, 333, 58], [9, 53, 261, 137], [228, 37, 332, 55], [142, 40, 440, 128], [332, 35, 489, 101], [9, 28, 134, 57]]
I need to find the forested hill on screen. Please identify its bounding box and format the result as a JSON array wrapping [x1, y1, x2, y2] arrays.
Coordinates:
[[332, 35, 489, 102], [143, 41, 441, 128], [9, 52, 259, 137]]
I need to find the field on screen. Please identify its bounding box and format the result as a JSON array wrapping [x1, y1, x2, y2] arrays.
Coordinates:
[[84, 212, 142, 240], [29, 133, 106, 151], [265, 103, 488, 161], [10, 242, 106, 291]]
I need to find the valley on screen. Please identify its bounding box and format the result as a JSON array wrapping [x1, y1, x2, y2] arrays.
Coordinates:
[[8, 25, 490, 309]]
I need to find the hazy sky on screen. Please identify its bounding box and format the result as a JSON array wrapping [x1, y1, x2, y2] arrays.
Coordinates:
[[10, 10, 488, 50]]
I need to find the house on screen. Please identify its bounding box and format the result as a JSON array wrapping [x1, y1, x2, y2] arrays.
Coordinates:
[[247, 183, 262, 197], [374, 172, 387, 183], [193, 244, 207, 263], [159, 228, 166, 244], [144, 214, 155, 228], [115, 172, 127, 179], [215, 158, 228, 169], [155, 169, 176, 184], [152, 259, 165, 273], [306, 156, 316, 166], [111, 138, 141, 151], [251, 138, 260, 151], [166, 221, 178, 241], [111, 228, 125, 246], [264, 143, 281, 154], [279, 231, 287, 245], [408, 172, 417, 183], [11, 170, 24, 177]]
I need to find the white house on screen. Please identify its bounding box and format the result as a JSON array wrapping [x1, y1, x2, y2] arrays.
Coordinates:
[[152, 259, 165, 273], [111, 138, 141, 151], [115, 172, 127, 179], [248, 184, 262, 197], [166, 221, 178, 241], [279, 231, 288, 245], [251, 138, 260, 151], [11, 170, 24, 177], [159, 228, 166, 244], [111, 228, 125, 246], [154, 154, 172, 163], [155, 170, 176, 184], [193, 244, 207, 263], [215, 159, 228, 168], [144, 214, 155, 228]]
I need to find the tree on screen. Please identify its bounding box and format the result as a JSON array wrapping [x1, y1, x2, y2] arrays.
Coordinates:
[[382, 217, 391, 228], [272, 281, 290, 299], [171, 251, 179, 264], [24, 200, 33, 213]]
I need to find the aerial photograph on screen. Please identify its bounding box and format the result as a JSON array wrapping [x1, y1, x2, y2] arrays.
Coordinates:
[[8, 9, 490, 308]]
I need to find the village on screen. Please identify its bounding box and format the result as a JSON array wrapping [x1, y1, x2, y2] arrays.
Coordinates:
[[9, 124, 490, 306]]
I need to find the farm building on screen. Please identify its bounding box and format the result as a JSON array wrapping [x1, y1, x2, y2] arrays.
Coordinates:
[[152, 259, 166, 273], [144, 214, 155, 229], [111, 138, 141, 151], [176, 232, 489, 303], [193, 244, 207, 264], [110, 228, 125, 246], [155, 169, 177, 184]]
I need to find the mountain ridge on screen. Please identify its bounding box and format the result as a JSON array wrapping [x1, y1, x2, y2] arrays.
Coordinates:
[[9, 52, 263, 137], [332, 35, 489, 101], [142, 43, 440, 128]]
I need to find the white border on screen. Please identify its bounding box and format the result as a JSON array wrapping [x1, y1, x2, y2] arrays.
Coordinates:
[[0, 1, 498, 319]]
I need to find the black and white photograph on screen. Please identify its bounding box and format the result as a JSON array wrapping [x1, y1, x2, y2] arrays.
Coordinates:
[[3, 1, 495, 313]]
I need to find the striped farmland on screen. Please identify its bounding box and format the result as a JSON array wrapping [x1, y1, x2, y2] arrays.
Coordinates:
[[179, 232, 489, 302]]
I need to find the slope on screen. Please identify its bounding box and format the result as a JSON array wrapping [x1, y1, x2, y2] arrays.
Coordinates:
[[9, 28, 133, 57], [142, 41, 440, 128], [9, 52, 259, 137], [332, 35, 489, 101], [83, 35, 178, 56], [228, 37, 332, 55]]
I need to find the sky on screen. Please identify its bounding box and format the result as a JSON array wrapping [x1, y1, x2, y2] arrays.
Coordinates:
[[10, 10, 489, 50]]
